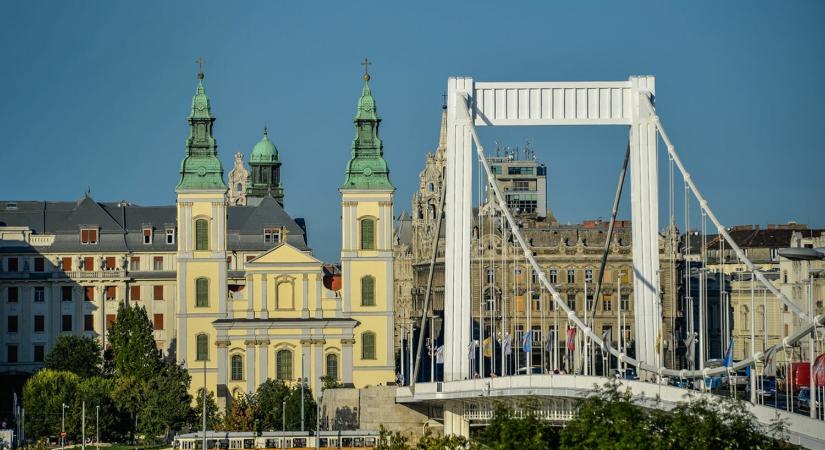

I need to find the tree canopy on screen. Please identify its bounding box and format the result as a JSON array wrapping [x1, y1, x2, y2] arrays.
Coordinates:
[[108, 304, 161, 379], [43, 335, 102, 378]]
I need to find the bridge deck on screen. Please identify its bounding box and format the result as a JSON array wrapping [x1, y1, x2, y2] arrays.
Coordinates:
[[396, 375, 825, 449]]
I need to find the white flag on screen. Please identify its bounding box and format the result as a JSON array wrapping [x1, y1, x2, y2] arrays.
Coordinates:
[[468, 340, 478, 361], [501, 333, 513, 355], [435, 345, 445, 364]]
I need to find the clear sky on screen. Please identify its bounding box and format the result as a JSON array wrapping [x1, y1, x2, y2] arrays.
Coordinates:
[[1, 1, 823, 262]]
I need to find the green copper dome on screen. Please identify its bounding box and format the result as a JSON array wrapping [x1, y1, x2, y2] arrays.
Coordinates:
[[341, 78, 393, 191], [250, 128, 279, 163]]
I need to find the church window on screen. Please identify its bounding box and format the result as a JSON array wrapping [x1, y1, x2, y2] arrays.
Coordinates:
[[166, 228, 175, 245], [231, 354, 243, 381], [196, 334, 209, 361], [195, 219, 209, 250], [428, 203, 436, 220], [236, 183, 243, 193], [427, 182, 434, 193], [277, 349, 293, 380], [361, 332, 376, 360], [264, 228, 281, 244], [80, 228, 98, 245], [196, 278, 209, 307], [361, 276, 375, 306], [143, 227, 153, 244], [326, 353, 339, 380], [360, 218, 375, 250]]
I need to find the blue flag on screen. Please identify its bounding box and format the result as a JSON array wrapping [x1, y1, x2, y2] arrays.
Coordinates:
[[723, 336, 734, 367], [522, 330, 532, 353]]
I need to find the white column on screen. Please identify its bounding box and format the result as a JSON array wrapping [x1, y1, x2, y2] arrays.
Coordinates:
[[444, 77, 474, 381], [629, 76, 660, 374], [246, 274, 255, 319], [217, 341, 228, 386], [341, 339, 354, 385], [443, 401, 470, 437], [314, 276, 323, 319], [259, 340, 269, 385], [260, 275, 269, 319], [246, 340, 256, 393], [302, 274, 309, 318], [313, 340, 324, 395]]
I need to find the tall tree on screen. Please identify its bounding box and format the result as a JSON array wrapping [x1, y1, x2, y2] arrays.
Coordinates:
[[139, 358, 193, 441], [22, 370, 80, 439], [65, 376, 126, 442], [192, 388, 221, 431], [255, 379, 290, 431], [44, 335, 102, 378], [111, 375, 147, 441], [108, 304, 161, 379], [284, 383, 316, 431], [222, 392, 256, 432]]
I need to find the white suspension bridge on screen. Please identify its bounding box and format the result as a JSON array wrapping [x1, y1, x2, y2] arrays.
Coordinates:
[[395, 76, 825, 448]]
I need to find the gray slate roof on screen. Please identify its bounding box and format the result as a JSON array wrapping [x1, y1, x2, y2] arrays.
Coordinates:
[[0, 194, 307, 253]]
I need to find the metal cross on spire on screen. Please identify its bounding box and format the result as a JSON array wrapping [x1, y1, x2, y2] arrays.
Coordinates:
[[196, 57, 205, 80], [361, 57, 372, 81]]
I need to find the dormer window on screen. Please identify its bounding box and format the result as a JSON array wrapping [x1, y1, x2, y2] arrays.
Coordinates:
[[264, 228, 281, 244], [166, 228, 175, 245], [80, 228, 98, 245], [143, 227, 153, 244]]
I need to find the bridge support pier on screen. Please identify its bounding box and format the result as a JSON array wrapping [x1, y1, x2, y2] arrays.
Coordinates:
[[443, 400, 470, 438]]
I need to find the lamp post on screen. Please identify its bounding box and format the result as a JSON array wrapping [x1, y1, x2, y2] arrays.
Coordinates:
[[315, 376, 324, 450], [95, 405, 99, 450], [300, 352, 305, 432], [61, 403, 69, 450], [281, 400, 286, 450]]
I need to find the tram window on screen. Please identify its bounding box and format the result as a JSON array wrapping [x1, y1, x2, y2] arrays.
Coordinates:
[[365, 437, 377, 445], [293, 438, 306, 447], [354, 437, 365, 446], [265, 440, 277, 448], [243, 439, 253, 449], [342, 438, 353, 447]]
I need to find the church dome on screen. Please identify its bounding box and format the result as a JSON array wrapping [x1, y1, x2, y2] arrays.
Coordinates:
[[250, 128, 279, 163]]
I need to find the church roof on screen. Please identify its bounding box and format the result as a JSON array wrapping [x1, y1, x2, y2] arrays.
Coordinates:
[[250, 128, 279, 163], [0, 193, 308, 253]]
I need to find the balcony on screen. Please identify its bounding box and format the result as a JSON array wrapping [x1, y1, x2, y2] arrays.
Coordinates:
[[57, 270, 127, 280]]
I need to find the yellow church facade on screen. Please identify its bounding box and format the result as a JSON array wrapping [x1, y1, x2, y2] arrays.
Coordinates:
[[174, 67, 396, 403]]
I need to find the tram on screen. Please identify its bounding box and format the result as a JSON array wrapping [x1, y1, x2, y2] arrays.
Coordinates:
[[173, 430, 381, 450]]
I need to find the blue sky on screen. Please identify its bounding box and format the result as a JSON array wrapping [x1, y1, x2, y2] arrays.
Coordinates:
[[1, 1, 823, 262]]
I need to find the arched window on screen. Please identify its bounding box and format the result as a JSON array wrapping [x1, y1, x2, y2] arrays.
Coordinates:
[[195, 219, 209, 251], [196, 277, 209, 307], [196, 334, 209, 361], [236, 183, 242, 193], [427, 182, 434, 193], [360, 218, 375, 250], [361, 331, 376, 360], [326, 353, 339, 380], [230, 354, 243, 381], [486, 268, 495, 284], [361, 276, 375, 306], [276, 349, 293, 380]]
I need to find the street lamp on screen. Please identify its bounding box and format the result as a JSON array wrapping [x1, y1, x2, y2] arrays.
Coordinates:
[[315, 376, 324, 450], [95, 405, 100, 450], [300, 352, 306, 432], [61, 403, 69, 450], [281, 400, 286, 450]]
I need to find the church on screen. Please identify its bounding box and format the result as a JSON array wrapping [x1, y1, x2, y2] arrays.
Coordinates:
[[0, 65, 396, 405]]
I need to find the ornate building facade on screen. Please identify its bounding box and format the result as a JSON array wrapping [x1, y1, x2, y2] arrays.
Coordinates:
[[0, 68, 396, 405]]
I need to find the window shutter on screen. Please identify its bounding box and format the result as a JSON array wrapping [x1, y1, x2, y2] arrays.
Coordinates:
[[90, 229, 98, 243], [81, 229, 89, 243], [84, 287, 94, 302], [106, 286, 116, 299], [153, 285, 163, 300], [84, 257, 94, 271], [130, 286, 141, 301], [105, 257, 115, 269], [196, 278, 208, 307], [195, 219, 209, 250], [153, 314, 164, 330], [360, 219, 375, 250], [106, 314, 116, 330], [361, 276, 375, 306], [362, 332, 376, 360], [62, 257, 72, 271]]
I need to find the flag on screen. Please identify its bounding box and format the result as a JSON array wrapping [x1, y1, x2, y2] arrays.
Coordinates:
[[502, 334, 513, 355], [566, 327, 577, 351], [814, 352, 825, 387], [545, 330, 555, 354], [522, 330, 532, 353], [723, 336, 734, 367], [762, 346, 776, 377], [601, 328, 612, 350], [435, 345, 445, 364], [468, 340, 478, 361], [483, 337, 493, 358], [685, 332, 696, 367]]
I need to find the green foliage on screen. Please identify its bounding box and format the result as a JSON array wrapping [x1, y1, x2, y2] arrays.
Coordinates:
[[65, 376, 123, 442], [192, 388, 222, 431], [416, 429, 475, 450], [139, 358, 193, 441], [44, 335, 103, 378], [560, 381, 663, 449], [377, 425, 409, 450], [22, 369, 80, 438], [480, 401, 559, 450], [321, 374, 343, 390], [108, 304, 161, 379], [222, 392, 257, 432], [284, 382, 316, 431], [112, 375, 147, 440], [254, 378, 290, 431]]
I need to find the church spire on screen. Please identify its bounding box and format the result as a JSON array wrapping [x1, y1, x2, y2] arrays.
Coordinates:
[[341, 61, 393, 191], [176, 62, 227, 192], [435, 96, 448, 160]]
